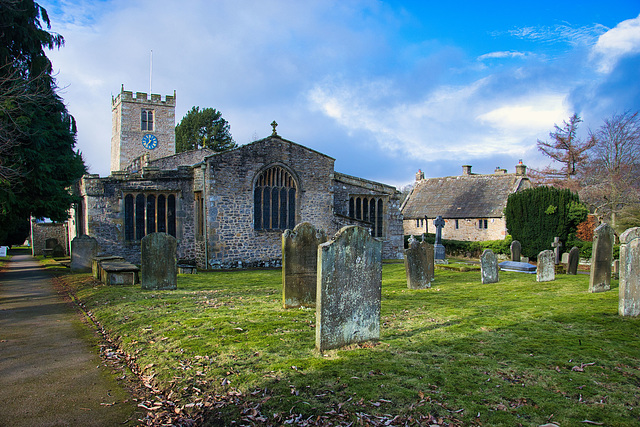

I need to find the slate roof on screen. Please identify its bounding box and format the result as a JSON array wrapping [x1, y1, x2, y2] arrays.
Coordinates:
[[401, 172, 531, 219]]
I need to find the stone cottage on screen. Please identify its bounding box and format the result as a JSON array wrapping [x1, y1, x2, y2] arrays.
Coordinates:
[[401, 163, 531, 241], [67, 87, 404, 268]]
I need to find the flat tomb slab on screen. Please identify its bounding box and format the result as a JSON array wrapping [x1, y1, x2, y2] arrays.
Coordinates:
[[99, 261, 139, 286], [92, 256, 125, 280], [499, 261, 537, 273]]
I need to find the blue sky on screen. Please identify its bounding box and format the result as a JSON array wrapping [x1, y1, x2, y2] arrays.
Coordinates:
[[40, 0, 640, 188]]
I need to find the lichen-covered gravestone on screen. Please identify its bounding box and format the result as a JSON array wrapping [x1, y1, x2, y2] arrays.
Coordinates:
[[71, 235, 99, 271], [537, 250, 555, 282], [510, 240, 521, 262], [141, 233, 177, 290], [316, 226, 382, 352], [589, 223, 614, 293], [282, 222, 327, 308], [619, 227, 640, 316], [567, 246, 580, 275], [404, 235, 433, 289], [481, 249, 499, 284]]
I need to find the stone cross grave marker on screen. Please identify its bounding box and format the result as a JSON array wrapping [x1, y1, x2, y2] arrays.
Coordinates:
[[589, 223, 614, 293], [316, 226, 382, 352], [141, 232, 177, 290], [537, 249, 555, 282], [551, 237, 562, 265], [618, 227, 640, 316], [404, 235, 434, 289], [510, 240, 521, 262], [567, 246, 580, 275], [481, 249, 499, 284], [71, 235, 99, 271], [282, 222, 327, 308], [433, 215, 446, 260]]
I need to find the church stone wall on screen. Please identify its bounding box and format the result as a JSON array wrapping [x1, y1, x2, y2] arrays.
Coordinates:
[[203, 137, 335, 268], [333, 173, 403, 259], [79, 169, 195, 265]]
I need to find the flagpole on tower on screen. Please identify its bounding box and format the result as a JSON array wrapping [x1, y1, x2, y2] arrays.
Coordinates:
[[149, 50, 153, 96]]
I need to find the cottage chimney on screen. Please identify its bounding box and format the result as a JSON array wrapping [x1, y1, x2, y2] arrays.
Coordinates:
[[515, 160, 527, 176], [494, 167, 507, 174], [462, 165, 472, 175], [415, 169, 425, 181]]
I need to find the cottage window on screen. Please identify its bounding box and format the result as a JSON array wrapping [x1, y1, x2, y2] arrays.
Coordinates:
[[478, 219, 488, 229], [455, 219, 459, 229], [124, 192, 176, 241], [141, 109, 154, 131], [254, 166, 297, 231]]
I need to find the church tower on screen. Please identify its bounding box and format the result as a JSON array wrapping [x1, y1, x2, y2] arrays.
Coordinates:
[[110, 85, 176, 172]]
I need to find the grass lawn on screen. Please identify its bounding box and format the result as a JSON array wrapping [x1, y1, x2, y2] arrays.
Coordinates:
[[49, 261, 640, 426]]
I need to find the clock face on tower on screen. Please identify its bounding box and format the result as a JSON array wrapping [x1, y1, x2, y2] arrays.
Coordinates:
[[141, 134, 158, 150]]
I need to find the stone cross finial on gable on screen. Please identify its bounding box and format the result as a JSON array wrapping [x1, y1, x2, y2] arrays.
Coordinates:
[[271, 120, 278, 136]]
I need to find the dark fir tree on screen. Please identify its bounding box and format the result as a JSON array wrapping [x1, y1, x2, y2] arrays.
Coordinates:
[[175, 106, 236, 153], [0, 0, 86, 245], [505, 186, 588, 258]]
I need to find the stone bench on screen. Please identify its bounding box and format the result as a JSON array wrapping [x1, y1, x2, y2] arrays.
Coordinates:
[[92, 255, 125, 280], [99, 261, 139, 286]]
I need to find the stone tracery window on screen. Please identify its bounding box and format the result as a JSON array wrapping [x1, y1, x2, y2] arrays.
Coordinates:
[[124, 193, 176, 241], [348, 196, 385, 238], [254, 166, 297, 231]]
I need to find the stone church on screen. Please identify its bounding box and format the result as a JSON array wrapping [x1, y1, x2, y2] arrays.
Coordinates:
[[68, 87, 404, 268]]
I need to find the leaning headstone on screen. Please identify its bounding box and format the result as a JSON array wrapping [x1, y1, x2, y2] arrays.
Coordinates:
[[480, 249, 499, 284], [71, 235, 99, 271], [567, 246, 580, 275], [510, 240, 521, 262], [316, 226, 382, 352], [282, 222, 327, 308], [589, 223, 614, 293], [141, 232, 177, 290], [404, 235, 433, 289], [619, 227, 640, 316], [551, 237, 562, 265], [433, 215, 446, 261], [537, 250, 555, 282]]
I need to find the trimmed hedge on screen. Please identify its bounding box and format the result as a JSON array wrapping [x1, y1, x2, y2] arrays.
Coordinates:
[[404, 234, 513, 258]]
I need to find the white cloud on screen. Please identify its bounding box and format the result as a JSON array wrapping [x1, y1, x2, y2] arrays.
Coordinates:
[[591, 13, 640, 73], [478, 51, 527, 61], [505, 23, 608, 46]]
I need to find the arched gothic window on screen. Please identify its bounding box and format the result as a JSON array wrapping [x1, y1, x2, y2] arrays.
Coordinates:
[[254, 166, 297, 231]]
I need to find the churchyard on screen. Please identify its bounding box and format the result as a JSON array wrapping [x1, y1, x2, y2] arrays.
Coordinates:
[[47, 254, 640, 426]]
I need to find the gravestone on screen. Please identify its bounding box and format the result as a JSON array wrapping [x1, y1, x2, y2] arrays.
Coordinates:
[[567, 246, 580, 275], [43, 238, 58, 257], [52, 244, 66, 258], [404, 235, 433, 289], [71, 235, 99, 271], [480, 249, 499, 284], [433, 215, 446, 261], [619, 227, 640, 316], [561, 252, 569, 265], [551, 237, 562, 265], [510, 240, 521, 262], [613, 260, 620, 279], [316, 226, 382, 352], [0, 246, 7, 257], [589, 223, 614, 293], [537, 250, 555, 282], [282, 222, 327, 308], [141, 233, 177, 290]]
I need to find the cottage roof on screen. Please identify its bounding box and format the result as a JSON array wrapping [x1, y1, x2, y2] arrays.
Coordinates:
[[401, 172, 530, 219]]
